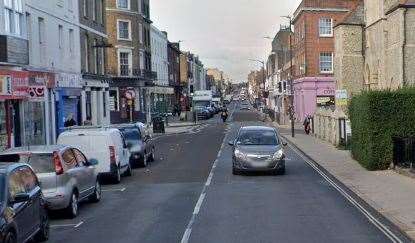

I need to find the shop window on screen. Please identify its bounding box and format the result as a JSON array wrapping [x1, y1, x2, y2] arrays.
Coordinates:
[[23, 102, 46, 146]]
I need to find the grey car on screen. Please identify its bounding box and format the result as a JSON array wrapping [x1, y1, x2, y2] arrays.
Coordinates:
[[229, 126, 286, 175], [0, 145, 101, 218]]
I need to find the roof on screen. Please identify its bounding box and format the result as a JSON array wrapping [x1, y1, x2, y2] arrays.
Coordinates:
[[335, 3, 365, 27], [3, 145, 67, 154], [0, 163, 28, 173], [241, 126, 275, 131]]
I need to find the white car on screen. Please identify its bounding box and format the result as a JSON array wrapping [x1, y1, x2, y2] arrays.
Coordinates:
[[58, 128, 132, 184]]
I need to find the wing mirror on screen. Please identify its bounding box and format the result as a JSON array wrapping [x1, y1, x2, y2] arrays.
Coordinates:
[[12, 193, 30, 204], [282, 141, 288, 147], [228, 141, 234, 146], [88, 158, 99, 166]]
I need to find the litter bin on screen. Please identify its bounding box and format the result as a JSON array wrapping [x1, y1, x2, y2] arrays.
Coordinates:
[[153, 116, 165, 133]]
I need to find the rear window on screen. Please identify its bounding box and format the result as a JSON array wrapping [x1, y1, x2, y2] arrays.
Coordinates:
[[121, 129, 141, 143], [0, 153, 54, 173]]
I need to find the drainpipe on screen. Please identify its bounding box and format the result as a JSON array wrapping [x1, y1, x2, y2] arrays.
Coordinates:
[[402, 8, 407, 86]]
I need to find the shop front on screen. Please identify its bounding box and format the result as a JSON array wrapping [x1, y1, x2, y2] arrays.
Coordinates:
[[293, 77, 335, 122], [0, 70, 29, 151], [148, 86, 175, 114], [55, 73, 83, 135], [25, 71, 56, 145]]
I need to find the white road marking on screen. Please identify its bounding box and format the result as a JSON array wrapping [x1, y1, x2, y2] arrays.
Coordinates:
[[181, 127, 228, 243], [288, 143, 403, 243], [50, 221, 84, 228], [193, 193, 206, 215], [102, 187, 126, 192]]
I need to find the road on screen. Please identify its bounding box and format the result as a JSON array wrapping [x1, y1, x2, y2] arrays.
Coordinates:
[[49, 102, 391, 243]]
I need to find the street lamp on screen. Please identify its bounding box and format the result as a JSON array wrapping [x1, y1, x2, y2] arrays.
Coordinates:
[[281, 15, 295, 138]]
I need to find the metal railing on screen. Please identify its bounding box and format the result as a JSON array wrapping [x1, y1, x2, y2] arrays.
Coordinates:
[[393, 137, 415, 169]]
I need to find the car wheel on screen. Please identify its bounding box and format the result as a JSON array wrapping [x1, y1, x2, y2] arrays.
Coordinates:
[[90, 180, 102, 203], [124, 163, 133, 177], [113, 166, 121, 184], [34, 213, 49, 242], [4, 231, 16, 243], [232, 166, 241, 175], [138, 154, 147, 168], [148, 148, 155, 162], [66, 192, 79, 218]]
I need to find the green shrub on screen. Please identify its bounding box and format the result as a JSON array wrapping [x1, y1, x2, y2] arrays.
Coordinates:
[[349, 88, 415, 170]]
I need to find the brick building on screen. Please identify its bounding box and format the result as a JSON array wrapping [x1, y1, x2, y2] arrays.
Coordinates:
[[168, 42, 182, 105], [106, 0, 155, 124], [292, 0, 361, 121]]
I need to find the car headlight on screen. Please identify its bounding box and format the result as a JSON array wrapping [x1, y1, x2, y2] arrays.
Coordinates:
[[234, 149, 246, 159], [273, 149, 284, 160]]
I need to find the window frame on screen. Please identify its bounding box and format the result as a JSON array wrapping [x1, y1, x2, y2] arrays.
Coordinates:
[[319, 52, 334, 74], [117, 19, 131, 41], [116, 0, 130, 10], [118, 49, 132, 76], [319, 18, 333, 37]]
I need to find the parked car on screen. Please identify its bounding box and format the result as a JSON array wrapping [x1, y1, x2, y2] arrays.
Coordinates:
[[195, 106, 210, 120], [0, 145, 101, 218], [229, 126, 286, 175], [58, 128, 132, 184], [111, 124, 155, 168], [0, 163, 49, 243]]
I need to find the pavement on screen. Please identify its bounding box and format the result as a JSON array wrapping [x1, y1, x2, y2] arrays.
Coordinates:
[[275, 122, 415, 241], [46, 102, 406, 243]]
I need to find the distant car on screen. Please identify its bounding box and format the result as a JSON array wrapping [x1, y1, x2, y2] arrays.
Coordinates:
[[229, 126, 286, 175], [240, 103, 251, 110], [0, 163, 49, 243], [112, 124, 155, 168], [0, 145, 101, 218], [58, 128, 132, 184], [195, 107, 209, 120]]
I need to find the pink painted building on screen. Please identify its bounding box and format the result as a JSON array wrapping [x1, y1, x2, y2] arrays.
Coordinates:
[[293, 77, 335, 121]]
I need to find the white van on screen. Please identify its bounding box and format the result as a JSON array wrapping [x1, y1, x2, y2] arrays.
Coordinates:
[[58, 128, 132, 183]]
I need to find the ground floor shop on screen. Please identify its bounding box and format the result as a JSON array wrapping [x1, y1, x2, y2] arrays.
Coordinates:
[[293, 77, 335, 122]]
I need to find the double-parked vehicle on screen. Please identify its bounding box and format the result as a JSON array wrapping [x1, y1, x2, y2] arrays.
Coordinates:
[[58, 128, 132, 184], [0, 163, 49, 243], [229, 126, 287, 175], [0, 145, 102, 218], [111, 123, 155, 168]]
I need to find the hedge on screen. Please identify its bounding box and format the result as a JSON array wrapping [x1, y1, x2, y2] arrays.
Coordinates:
[[349, 88, 415, 170]]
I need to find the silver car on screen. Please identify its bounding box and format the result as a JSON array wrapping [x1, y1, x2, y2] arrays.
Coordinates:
[[0, 145, 101, 218], [229, 126, 286, 175]]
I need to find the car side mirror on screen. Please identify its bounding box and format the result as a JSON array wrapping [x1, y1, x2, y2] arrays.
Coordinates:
[[12, 193, 30, 204], [282, 141, 288, 147], [88, 159, 99, 166], [228, 141, 234, 146]]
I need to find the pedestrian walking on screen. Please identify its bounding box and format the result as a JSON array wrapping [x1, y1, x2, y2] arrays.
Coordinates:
[[303, 115, 311, 135], [221, 105, 229, 123]]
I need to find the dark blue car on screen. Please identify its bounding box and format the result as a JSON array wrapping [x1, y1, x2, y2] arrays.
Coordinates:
[[0, 163, 49, 243]]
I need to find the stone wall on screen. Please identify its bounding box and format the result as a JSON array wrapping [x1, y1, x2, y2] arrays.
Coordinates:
[[334, 24, 364, 98], [313, 108, 346, 146]]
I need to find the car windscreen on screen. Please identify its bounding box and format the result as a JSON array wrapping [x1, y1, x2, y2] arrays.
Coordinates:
[[121, 129, 141, 144], [237, 130, 279, 146], [0, 153, 54, 173]]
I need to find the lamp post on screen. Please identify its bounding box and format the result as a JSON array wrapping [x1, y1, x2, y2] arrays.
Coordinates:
[[282, 15, 295, 138]]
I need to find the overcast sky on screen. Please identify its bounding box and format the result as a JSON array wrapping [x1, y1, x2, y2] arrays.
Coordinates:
[[151, 0, 301, 83]]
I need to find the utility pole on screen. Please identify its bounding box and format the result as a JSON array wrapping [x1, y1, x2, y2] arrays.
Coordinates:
[[282, 15, 295, 138]]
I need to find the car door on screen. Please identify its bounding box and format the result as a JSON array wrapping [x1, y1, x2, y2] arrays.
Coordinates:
[[61, 149, 86, 198], [117, 132, 129, 168], [73, 148, 95, 196], [20, 166, 42, 231], [7, 167, 34, 242]]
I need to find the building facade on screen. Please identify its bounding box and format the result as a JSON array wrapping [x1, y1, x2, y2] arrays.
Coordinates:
[[168, 41, 181, 105], [106, 0, 155, 124], [78, 0, 110, 130], [0, 0, 28, 150], [150, 25, 173, 113], [292, 0, 360, 121]]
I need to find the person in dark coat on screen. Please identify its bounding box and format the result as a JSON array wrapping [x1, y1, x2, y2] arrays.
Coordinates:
[[64, 113, 77, 127]]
